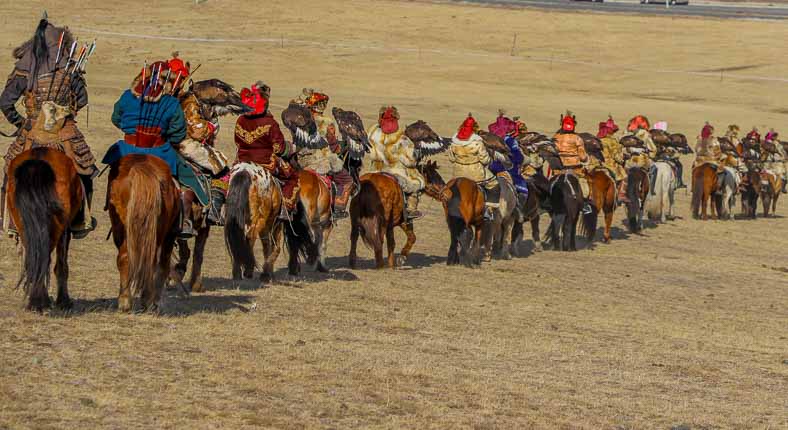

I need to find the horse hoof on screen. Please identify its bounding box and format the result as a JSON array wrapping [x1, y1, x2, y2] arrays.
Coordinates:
[[396, 256, 407, 267], [55, 297, 74, 311], [602, 237, 611, 244], [260, 273, 273, 284], [166, 278, 179, 291], [191, 281, 203, 293], [316, 263, 329, 273], [27, 296, 51, 313]]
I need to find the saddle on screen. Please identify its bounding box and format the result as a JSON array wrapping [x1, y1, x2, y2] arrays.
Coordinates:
[[477, 175, 510, 208]]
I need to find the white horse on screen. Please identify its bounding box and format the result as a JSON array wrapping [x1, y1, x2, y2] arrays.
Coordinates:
[[715, 167, 740, 221], [646, 161, 676, 223]]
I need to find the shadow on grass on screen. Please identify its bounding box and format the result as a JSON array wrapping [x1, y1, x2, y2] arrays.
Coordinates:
[[50, 291, 256, 317], [326, 252, 444, 271]]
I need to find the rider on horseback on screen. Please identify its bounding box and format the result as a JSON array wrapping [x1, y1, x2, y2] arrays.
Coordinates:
[[234, 82, 299, 218], [595, 116, 628, 203], [103, 61, 209, 238], [488, 111, 529, 204], [367, 106, 425, 219], [763, 129, 787, 193], [448, 114, 498, 219], [295, 88, 355, 218], [626, 115, 658, 195], [553, 112, 593, 215], [1, 15, 97, 238], [693, 122, 724, 169]]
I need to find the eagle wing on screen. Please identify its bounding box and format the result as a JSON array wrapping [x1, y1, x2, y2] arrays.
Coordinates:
[[191, 79, 250, 116], [404, 120, 451, 161], [579, 132, 605, 162], [332, 107, 370, 160], [281, 102, 327, 150]]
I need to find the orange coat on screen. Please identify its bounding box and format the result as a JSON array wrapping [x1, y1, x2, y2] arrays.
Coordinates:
[[554, 132, 588, 168]]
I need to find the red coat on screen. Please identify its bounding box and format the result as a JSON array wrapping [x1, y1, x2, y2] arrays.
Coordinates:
[[234, 113, 291, 172]]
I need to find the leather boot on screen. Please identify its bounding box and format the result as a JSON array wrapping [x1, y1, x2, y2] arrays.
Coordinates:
[[207, 187, 226, 226], [179, 190, 196, 238], [332, 184, 352, 219], [405, 193, 423, 220], [71, 173, 97, 239], [675, 161, 686, 189]]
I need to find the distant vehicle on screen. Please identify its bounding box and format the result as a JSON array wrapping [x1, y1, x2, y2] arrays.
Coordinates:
[[641, 0, 689, 5]]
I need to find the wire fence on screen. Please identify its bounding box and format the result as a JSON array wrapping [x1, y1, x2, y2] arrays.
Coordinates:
[[72, 26, 788, 85]]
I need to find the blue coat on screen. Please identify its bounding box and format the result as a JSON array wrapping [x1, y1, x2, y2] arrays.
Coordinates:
[[490, 136, 528, 196], [102, 89, 186, 175]]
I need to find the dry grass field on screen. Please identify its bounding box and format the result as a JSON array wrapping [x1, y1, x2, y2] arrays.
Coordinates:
[[0, 0, 787, 428]]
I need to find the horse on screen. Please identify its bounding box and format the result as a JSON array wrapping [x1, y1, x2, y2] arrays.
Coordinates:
[[106, 155, 181, 312], [283, 169, 333, 275], [691, 163, 719, 220], [170, 206, 211, 293], [223, 163, 283, 284], [580, 168, 617, 244], [418, 161, 486, 267], [511, 172, 550, 255], [545, 173, 584, 251], [759, 170, 782, 217], [624, 167, 650, 233], [5, 148, 83, 312], [739, 169, 760, 219], [645, 162, 676, 224], [348, 173, 416, 269], [714, 167, 739, 221]]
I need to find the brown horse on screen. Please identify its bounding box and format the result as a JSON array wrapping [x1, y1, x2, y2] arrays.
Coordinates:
[[348, 173, 416, 269], [107, 155, 181, 312], [624, 167, 650, 233], [170, 206, 210, 293], [419, 161, 487, 267], [581, 168, 617, 244], [759, 170, 782, 217], [223, 163, 283, 284], [283, 169, 333, 275], [691, 163, 719, 220], [6, 148, 82, 311]]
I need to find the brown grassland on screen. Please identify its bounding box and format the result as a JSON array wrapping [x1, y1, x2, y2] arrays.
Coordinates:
[[0, 0, 787, 428]]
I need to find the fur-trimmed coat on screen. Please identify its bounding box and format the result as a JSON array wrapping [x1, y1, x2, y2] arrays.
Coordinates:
[[367, 124, 424, 193], [448, 133, 494, 183]]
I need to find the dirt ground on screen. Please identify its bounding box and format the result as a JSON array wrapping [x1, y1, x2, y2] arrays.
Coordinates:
[[0, 0, 786, 429]]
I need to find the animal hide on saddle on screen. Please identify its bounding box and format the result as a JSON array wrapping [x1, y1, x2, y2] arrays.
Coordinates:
[[620, 135, 646, 148], [331, 107, 370, 160], [281, 102, 326, 149], [404, 120, 450, 161], [578, 132, 605, 162], [177, 138, 228, 176]]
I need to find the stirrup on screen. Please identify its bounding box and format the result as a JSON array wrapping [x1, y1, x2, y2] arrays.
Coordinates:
[[582, 203, 593, 215], [71, 217, 97, 240], [179, 220, 196, 239]]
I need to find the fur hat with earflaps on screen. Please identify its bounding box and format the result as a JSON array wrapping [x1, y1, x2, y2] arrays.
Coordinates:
[[240, 81, 271, 116]]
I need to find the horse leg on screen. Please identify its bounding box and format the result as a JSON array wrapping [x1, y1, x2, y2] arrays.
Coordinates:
[[385, 226, 396, 269], [169, 238, 190, 291], [530, 217, 542, 252], [54, 231, 73, 310], [498, 218, 513, 260], [373, 225, 385, 269], [349, 221, 359, 269], [603, 208, 613, 244], [189, 226, 209, 293], [148, 237, 175, 313], [398, 222, 416, 267], [551, 215, 562, 251], [315, 223, 331, 273], [260, 223, 282, 284], [117, 240, 133, 312], [472, 225, 483, 266]]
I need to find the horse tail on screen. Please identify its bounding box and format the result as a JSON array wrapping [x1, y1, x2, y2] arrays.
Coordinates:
[[284, 200, 320, 265], [355, 180, 384, 251], [125, 166, 162, 298], [224, 170, 256, 272], [580, 204, 598, 241], [13, 159, 63, 295], [691, 167, 704, 216]]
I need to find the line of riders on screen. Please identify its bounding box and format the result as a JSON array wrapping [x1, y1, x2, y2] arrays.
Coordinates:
[[2, 17, 787, 244]]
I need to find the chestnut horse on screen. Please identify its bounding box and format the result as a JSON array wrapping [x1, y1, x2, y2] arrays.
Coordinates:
[[691, 163, 719, 220], [283, 169, 333, 275], [759, 171, 782, 217], [581, 168, 617, 244], [6, 148, 82, 311], [223, 163, 283, 284], [349, 173, 416, 269], [107, 155, 181, 312], [419, 162, 486, 267]]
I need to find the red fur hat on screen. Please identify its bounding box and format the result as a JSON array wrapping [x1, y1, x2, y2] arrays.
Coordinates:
[[561, 114, 576, 132], [457, 114, 478, 140], [241, 82, 270, 115], [379, 106, 400, 134]]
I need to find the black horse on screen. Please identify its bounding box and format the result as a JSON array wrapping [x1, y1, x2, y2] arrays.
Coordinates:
[[510, 172, 550, 255], [544, 173, 584, 251]]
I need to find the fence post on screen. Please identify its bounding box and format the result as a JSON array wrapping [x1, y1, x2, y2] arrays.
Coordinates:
[[510, 33, 518, 57]]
